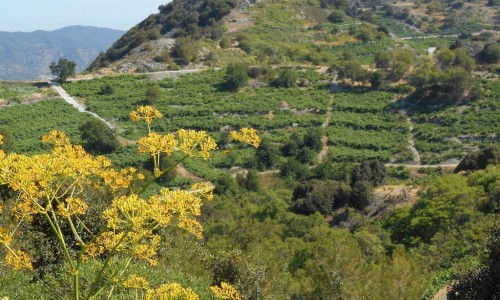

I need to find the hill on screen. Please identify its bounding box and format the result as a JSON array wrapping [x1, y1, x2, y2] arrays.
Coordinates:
[[88, 0, 499, 72], [0, 26, 124, 80]]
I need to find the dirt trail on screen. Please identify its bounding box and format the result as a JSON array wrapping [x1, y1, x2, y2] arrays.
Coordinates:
[[317, 95, 335, 163], [51, 83, 114, 129], [406, 117, 421, 165]]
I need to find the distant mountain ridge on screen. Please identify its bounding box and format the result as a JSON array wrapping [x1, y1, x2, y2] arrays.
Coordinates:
[[0, 26, 124, 80]]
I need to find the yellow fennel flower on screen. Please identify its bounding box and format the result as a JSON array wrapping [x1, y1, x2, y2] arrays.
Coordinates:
[[56, 197, 88, 218], [129, 106, 162, 126], [145, 283, 199, 300], [41, 130, 71, 146], [210, 282, 241, 300], [178, 129, 218, 159], [0, 228, 12, 245], [6, 250, 33, 270], [230, 128, 260, 148], [123, 274, 150, 289]]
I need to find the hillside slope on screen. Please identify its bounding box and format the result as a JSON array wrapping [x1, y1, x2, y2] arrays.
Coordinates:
[[88, 0, 499, 73], [0, 26, 124, 80]]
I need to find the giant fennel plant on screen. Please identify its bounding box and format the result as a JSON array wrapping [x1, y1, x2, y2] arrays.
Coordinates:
[[0, 105, 260, 300]]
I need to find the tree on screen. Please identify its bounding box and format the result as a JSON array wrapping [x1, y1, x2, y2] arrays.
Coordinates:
[[171, 37, 199, 65], [273, 69, 298, 88], [349, 181, 373, 210], [479, 43, 500, 64], [291, 180, 351, 215], [80, 119, 119, 154], [338, 61, 366, 84], [437, 48, 456, 67], [303, 127, 323, 151], [452, 48, 475, 71], [236, 169, 260, 191], [351, 160, 386, 186], [49, 58, 76, 83], [224, 63, 249, 90], [376, 49, 415, 81], [255, 138, 280, 170], [448, 223, 500, 299], [455, 145, 500, 172], [328, 10, 347, 23], [99, 84, 114, 95], [145, 85, 162, 105], [370, 71, 386, 90], [281, 158, 310, 180]]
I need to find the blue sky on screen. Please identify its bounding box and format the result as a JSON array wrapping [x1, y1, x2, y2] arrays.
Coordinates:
[[0, 0, 167, 32]]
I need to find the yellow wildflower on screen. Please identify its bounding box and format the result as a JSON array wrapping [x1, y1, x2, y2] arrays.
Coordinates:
[[145, 283, 199, 300], [190, 182, 215, 201], [103, 194, 149, 229], [134, 235, 161, 266], [6, 250, 33, 270], [0, 134, 3, 145], [41, 130, 71, 146], [0, 228, 12, 245], [57, 197, 88, 218], [177, 129, 218, 159], [123, 274, 150, 289], [231, 128, 260, 148], [129, 106, 162, 126], [210, 282, 241, 300], [137, 132, 178, 172]]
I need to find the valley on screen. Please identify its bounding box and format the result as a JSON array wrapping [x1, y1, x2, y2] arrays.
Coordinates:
[[0, 0, 499, 298]]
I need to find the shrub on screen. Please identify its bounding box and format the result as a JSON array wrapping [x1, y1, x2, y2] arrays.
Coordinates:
[[224, 63, 249, 90], [172, 37, 200, 65], [80, 119, 119, 154], [328, 10, 347, 23], [273, 69, 298, 88], [145, 85, 162, 105]]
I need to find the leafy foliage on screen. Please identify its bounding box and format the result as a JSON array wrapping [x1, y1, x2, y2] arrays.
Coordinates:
[[224, 64, 249, 90], [49, 58, 76, 83], [448, 223, 500, 300], [80, 119, 120, 154]]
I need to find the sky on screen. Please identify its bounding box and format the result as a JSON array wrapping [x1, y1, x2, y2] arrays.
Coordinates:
[[0, 0, 168, 32]]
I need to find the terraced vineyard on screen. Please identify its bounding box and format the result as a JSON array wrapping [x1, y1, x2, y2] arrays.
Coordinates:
[[410, 79, 500, 164], [328, 90, 411, 162], [61, 69, 500, 170]]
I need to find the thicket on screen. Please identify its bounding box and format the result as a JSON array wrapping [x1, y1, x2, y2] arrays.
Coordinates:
[[455, 145, 500, 173]]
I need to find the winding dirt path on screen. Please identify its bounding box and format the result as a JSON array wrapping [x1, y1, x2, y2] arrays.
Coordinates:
[[51, 82, 115, 129]]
